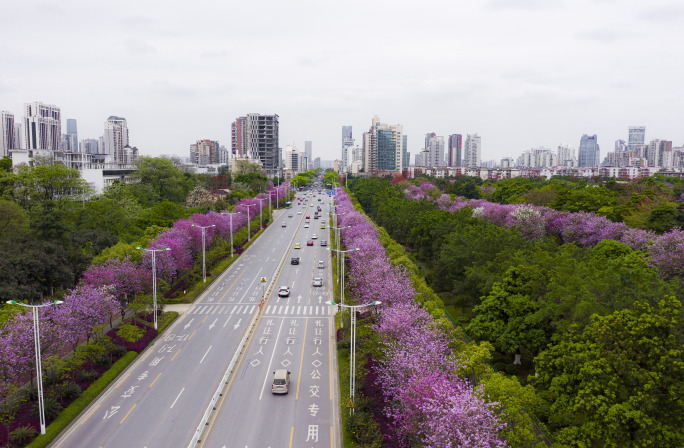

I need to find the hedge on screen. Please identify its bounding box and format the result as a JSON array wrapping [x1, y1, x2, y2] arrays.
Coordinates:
[[26, 351, 138, 448]]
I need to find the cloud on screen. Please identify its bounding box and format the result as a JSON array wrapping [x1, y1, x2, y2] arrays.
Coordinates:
[[486, 0, 558, 10], [641, 5, 684, 22], [575, 29, 631, 43], [123, 39, 158, 55]]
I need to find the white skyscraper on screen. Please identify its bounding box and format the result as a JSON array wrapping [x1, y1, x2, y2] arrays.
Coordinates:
[[557, 143, 576, 167], [424, 133, 445, 167], [1, 111, 16, 157], [628, 126, 646, 151], [342, 126, 353, 171], [24, 102, 61, 151], [304, 141, 312, 170], [463, 134, 481, 167], [103, 116, 129, 163]]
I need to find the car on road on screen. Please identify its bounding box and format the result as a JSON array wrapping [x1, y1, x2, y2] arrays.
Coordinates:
[[297, 211, 302, 215], [304, 223, 309, 228], [294, 243, 301, 249], [320, 240, 327, 246], [311, 233, 317, 239], [305, 216, 310, 219], [320, 224, 325, 229], [291, 257, 300, 265], [312, 277, 323, 287], [278, 286, 290, 297], [282, 222, 286, 227], [272, 369, 291, 394], [288, 214, 293, 218], [317, 261, 325, 269], [307, 240, 314, 246]]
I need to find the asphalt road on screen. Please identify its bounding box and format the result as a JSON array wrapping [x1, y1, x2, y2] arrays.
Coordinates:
[[52, 191, 340, 448]]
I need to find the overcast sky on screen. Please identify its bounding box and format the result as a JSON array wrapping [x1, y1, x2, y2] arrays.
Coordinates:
[[1, 0, 683, 163]]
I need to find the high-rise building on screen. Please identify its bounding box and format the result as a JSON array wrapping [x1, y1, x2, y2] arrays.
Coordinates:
[[362, 116, 403, 172], [402, 135, 409, 168], [557, 143, 576, 167], [448, 134, 462, 166], [24, 102, 61, 151], [231, 116, 247, 158], [1, 111, 16, 157], [80, 138, 99, 154], [342, 126, 353, 170], [103, 116, 129, 163], [578, 134, 600, 167], [234, 113, 279, 175], [463, 134, 481, 167], [424, 133, 445, 167], [304, 141, 312, 170], [190, 139, 220, 165], [284, 145, 301, 172], [66, 119, 77, 140], [628, 126, 646, 151]]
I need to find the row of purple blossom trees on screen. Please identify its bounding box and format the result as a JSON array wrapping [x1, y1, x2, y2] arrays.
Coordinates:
[[335, 189, 508, 447], [0, 183, 290, 401], [404, 182, 684, 281]]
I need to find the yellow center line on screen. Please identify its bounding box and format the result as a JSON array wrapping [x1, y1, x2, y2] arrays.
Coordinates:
[[188, 329, 197, 340], [80, 404, 101, 424], [171, 348, 181, 361], [295, 319, 309, 400], [149, 372, 162, 388], [114, 373, 131, 389], [139, 350, 152, 363], [119, 403, 136, 424], [330, 426, 334, 448], [289, 426, 294, 448], [201, 315, 209, 323]]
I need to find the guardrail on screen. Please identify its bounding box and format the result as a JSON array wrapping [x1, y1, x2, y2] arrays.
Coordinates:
[[187, 208, 300, 447]]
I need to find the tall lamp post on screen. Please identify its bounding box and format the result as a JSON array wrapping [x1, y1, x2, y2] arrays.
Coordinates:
[[136, 246, 171, 330], [330, 218, 348, 284], [244, 203, 257, 241], [191, 224, 216, 283], [256, 197, 268, 228], [5, 300, 64, 435], [221, 211, 241, 259], [327, 246, 358, 328], [325, 300, 381, 411]]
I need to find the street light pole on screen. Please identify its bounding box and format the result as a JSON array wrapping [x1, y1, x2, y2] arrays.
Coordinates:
[[221, 211, 241, 259], [5, 299, 64, 435], [191, 224, 216, 283], [257, 197, 268, 228], [325, 300, 381, 411], [136, 246, 171, 330], [244, 204, 257, 241], [327, 245, 356, 329]]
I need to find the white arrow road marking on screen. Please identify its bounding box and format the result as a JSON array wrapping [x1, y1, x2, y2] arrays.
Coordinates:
[[234, 318, 242, 330], [209, 319, 217, 330], [184, 318, 194, 329], [200, 346, 212, 364], [318, 295, 323, 304], [297, 295, 302, 304]]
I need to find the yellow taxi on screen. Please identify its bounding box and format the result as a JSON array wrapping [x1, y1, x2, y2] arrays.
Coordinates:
[[294, 243, 301, 249]]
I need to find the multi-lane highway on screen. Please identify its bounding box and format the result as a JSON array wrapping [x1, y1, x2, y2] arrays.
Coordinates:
[[53, 190, 340, 448]]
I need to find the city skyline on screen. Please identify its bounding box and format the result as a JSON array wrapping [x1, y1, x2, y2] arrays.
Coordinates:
[[1, 1, 682, 163]]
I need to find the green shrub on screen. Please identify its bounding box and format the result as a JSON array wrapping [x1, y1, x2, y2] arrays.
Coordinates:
[[43, 369, 64, 386], [10, 424, 38, 445], [110, 344, 128, 358], [53, 382, 81, 400], [344, 411, 382, 447], [116, 323, 144, 342], [95, 357, 112, 370], [504, 363, 519, 375], [493, 362, 507, 372], [32, 396, 62, 420], [77, 370, 99, 383], [26, 351, 138, 448]]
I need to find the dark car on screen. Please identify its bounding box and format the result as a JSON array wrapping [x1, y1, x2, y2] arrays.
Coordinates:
[[291, 257, 300, 265]]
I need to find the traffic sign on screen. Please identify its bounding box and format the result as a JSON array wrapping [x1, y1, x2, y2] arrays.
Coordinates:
[[260, 277, 267, 283]]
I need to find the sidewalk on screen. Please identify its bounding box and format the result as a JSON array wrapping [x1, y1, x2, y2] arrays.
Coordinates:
[[165, 303, 193, 314]]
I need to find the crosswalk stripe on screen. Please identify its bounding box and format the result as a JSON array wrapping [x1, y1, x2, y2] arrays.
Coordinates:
[[199, 306, 207, 314], [231, 306, 237, 314], [243, 306, 250, 314], [211, 306, 218, 314], [284, 306, 289, 314], [297, 306, 301, 315], [249, 306, 255, 314]]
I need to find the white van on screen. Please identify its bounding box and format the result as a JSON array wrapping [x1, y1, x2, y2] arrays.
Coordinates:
[[272, 369, 291, 394]]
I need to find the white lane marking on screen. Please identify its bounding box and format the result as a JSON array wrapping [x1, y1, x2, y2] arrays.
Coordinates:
[[259, 319, 285, 400], [266, 305, 272, 314], [237, 305, 244, 314], [315, 307, 319, 315], [278, 306, 283, 314], [297, 306, 301, 315], [223, 316, 232, 328], [249, 306, 255, 314], [243, 306, 250, 314], [284, 306, 289, 314], [170, 387, 185, 409], [209, 319, 217, 330], [206, 306, 214, 314], [200, 346, 212, 364], [231, 306, 237, 314], [198, 306, 207, 314], [211, 307, 218, 314]]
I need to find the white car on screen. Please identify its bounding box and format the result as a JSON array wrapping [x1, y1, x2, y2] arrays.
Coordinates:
[[278, 286, 290, 297], [311, 234, 317, 239], [304, 223, 309, 228], [281, 222, 286, 227], [312, 277, 323, 287], [317, 261, 325, 269], [297, 211, 302, 215]]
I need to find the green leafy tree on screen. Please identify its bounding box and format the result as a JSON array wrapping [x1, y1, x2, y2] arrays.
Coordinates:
[[0, 199, 29, 239], [536, 297, 684, 447], [10, 164, 91, 209], [0, 156, 11, 172], [646, 203, 679, 233], [129, 157, 194, 205]]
